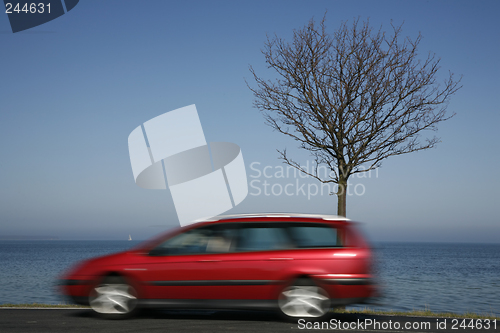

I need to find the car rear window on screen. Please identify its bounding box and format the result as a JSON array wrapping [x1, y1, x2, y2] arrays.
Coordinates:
[[235, 222, 342, 251], [286, 225, 340, 248], [236, 226, 290, 251]]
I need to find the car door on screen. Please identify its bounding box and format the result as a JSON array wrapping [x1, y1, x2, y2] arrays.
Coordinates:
[[138, 224, 241, 300], [198, 222, 297, 300]]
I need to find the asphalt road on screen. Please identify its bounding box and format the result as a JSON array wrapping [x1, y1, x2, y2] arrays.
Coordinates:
[[0, 309, 498, 333]]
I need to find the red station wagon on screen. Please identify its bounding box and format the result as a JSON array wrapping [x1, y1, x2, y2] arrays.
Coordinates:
[[59, 213, 378, 319]]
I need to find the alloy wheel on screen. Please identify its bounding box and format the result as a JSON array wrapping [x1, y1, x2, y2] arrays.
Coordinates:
[[278, 284, 330, 318], [89, 281, 137, 315]]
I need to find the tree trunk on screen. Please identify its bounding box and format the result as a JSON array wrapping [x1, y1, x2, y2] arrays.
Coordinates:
[[336, 178, 348, 312], [337, 179, 347, 217]]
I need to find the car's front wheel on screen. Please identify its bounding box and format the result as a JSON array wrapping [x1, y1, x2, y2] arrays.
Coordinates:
[[89, 276, 138, 319], [278, 278, 331, 319]]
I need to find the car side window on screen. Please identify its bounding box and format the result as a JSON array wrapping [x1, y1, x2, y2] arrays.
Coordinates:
[[287, 224, 341, 248], [150, 225, 237, 255], [236, 225, 291, 252]]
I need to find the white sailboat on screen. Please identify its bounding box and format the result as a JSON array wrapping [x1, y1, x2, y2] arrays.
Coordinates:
[[128, 234, 132, 241]]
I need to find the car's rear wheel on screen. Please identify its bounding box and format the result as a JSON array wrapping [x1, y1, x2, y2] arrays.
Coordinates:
[[278, 278, 330, 319], [89, 276, 138, 319]]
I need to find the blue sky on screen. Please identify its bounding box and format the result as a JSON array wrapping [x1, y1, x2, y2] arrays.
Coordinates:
[[0, 0, 499, 242]]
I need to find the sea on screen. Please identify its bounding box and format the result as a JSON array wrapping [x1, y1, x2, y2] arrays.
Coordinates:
[[0, 241, 498, 316]]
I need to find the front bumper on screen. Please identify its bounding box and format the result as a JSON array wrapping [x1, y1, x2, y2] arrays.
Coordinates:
[[58, 278, 95, 305]]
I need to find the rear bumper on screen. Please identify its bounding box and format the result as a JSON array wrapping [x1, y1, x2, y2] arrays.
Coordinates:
[[321, 277, 374, 285], [313, 274, 380, 301]]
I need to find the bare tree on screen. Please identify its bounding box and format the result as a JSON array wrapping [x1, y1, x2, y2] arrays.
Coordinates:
[[249, 17, 461, 217]]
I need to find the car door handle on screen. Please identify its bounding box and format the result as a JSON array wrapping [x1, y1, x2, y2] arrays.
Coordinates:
[[269, 258, 294, 261], [197, 259, 221, 262]]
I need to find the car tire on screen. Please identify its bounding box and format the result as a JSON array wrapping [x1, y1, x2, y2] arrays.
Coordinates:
[[89, 275, 138, 319], [278, 278, 331, 320]]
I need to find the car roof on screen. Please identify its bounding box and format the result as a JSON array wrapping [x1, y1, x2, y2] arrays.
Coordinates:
[[193, 213, 350, 223]]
